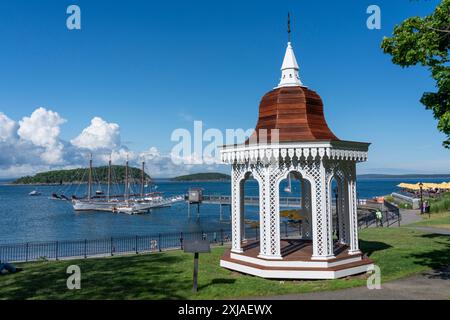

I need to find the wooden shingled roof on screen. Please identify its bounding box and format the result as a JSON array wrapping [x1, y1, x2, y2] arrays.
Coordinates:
[[247, 86, 339, 144]]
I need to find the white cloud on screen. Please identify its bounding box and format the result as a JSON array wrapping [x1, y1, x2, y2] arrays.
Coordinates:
[[17, 107, 66, 164], [140, 147, 160, 160], [71, 117, 120, 151], [0, 112, 18, 143], [0, 164, 50, 179], [0, 108, 227, 179], [18, 107, 65, 147], [109, 148, 135, 164]]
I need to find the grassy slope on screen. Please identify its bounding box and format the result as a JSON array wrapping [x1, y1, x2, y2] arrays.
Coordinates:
[[0, 227, 449, 300], [408, 211, 450, 230]]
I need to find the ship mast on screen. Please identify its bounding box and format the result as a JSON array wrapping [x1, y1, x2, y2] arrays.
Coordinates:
[[107, 156, 112, 202], [125, 156, 129, 201], [141, 160, 145, 197], [88, 153, 93, 201]]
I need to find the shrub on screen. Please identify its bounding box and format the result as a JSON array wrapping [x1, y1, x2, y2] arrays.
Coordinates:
[[430, 197, 450, 213]]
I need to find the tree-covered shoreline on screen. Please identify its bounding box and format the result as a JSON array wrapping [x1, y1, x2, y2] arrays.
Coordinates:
[[12, 166, 151, 185]]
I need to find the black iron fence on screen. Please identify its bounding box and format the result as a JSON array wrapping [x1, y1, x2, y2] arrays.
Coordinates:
[[0, 224, 302, 263], [1, 203, 400, 264], [357, 200, 401, 229]]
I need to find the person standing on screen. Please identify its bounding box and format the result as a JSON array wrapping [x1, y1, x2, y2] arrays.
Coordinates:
[[422, 200, 427, 214], [376, 209, 383, 227], [424, 200, 430, 213]]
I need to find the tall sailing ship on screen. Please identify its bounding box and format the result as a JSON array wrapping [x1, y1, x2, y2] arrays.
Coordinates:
[[70, 156, 183, 214]]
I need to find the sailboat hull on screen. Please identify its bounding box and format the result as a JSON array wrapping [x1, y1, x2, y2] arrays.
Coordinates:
[[72, 200, 125, 212]]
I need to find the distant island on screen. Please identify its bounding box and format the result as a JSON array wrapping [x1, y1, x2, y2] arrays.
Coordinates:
[[171, 172, 231, 182], [358, 174, 450, 179], [11, 171, 449, 185], [12, 166, 151, 185]]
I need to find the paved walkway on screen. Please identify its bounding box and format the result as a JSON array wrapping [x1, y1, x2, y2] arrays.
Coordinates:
[[399, 209, 423, 225], [247, 267, 450, 300], [399, 209, 450, 235]]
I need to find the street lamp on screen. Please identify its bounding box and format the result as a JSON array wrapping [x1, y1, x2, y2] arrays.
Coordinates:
[[419, 182, 424, 214]]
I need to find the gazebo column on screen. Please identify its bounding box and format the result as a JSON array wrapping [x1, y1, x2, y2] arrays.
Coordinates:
[[257, 171, 268, 257], [311, 160, 335, 260], [230, 165, 244, 253], [239, 180, 246, 242], [301, 179, 312, 239], [347, 163, 361, 255], [258, 168, 282, 259], [337, 179, 350, 245]]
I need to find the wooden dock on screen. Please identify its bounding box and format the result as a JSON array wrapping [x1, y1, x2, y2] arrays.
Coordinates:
[[199, 195, 301, 208]]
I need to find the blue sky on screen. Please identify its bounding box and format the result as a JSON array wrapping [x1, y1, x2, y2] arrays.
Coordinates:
[[0, 0, 448, 177]]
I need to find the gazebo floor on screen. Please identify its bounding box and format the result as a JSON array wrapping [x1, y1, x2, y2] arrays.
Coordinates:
[[220, 239, 374, 280]]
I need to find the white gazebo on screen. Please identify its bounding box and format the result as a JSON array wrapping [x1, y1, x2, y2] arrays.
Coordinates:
[[219, 38, 374, 279]]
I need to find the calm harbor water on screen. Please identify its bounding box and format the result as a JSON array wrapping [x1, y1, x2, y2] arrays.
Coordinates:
[[0, 177, 447, 244]]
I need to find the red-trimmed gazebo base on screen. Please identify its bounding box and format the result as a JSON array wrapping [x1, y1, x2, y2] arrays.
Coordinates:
[[220, 239, 374, 280]]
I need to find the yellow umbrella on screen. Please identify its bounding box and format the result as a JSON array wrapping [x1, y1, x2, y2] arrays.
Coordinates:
[[397, 183, 421, 190], [416, 182, 450, 190], [438, 182, 450, 189]]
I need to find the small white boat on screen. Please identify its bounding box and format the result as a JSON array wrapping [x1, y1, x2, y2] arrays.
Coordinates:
[[115, 206, 135, 215], [114, 205, 146, 215], [29, 190, 41, 196]]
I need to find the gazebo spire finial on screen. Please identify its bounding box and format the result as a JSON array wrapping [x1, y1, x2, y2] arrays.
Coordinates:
[[277, 13, 304, 88]]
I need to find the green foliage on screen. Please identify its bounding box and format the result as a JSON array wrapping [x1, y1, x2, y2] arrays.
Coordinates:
[[401, 202, 413, 209], [13, 165, 151, 185], [381, 0, 450, 147], [384, 195, 413, 209], [429, 192, 450, 213], [172, 172, 231, 181]]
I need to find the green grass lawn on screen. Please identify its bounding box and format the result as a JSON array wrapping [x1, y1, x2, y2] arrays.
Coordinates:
[[408, 211, 450, 230], [0, 227, 449, 300]]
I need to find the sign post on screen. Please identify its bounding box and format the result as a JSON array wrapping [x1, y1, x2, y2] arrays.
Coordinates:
[[183, 239, 211, 293], [193, 252, 199, 292]]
